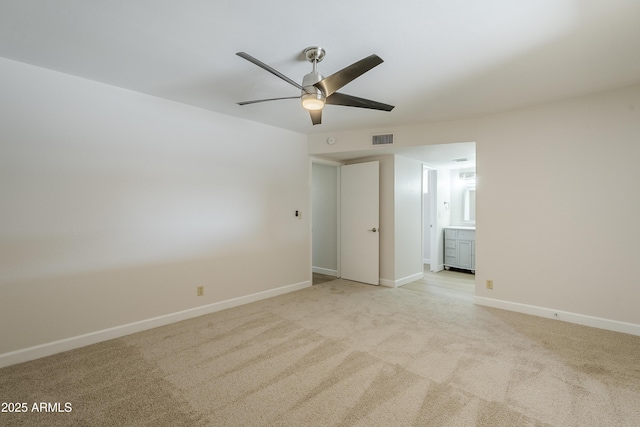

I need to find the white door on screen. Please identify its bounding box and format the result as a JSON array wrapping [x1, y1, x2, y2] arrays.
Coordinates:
[[341, 161, 379, 285]]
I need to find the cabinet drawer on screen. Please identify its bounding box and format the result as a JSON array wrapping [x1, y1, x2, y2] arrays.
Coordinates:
[[444, 229, 457, 238], [445, 248, 457, 257], [457, 230, 475, 241], [445, 239, 456, 249]]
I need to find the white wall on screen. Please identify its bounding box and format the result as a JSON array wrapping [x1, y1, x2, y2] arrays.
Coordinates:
[[309, 83, 640, 334], [394, 156, 423, 286], [311, 163, 338, 276], [308, 120, 478, 156], [476, 84, 640, 329], [0, 57, 311, 360]]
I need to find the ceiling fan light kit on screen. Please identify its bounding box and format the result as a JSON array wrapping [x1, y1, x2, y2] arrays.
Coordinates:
[[301, 92, 325, 110], [236, 46, 394, 125]]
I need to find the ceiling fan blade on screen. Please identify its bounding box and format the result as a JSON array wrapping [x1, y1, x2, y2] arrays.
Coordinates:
[[326, 92, 394, 111], [309, 109, 322, 125], [237, 96, 300, 106], [236, 52, 304, 91], [314, 54, 384, 97]]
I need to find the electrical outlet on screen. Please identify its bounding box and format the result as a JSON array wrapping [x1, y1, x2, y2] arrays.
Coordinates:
[[486, 280, 493, 290], [197, 286, 204, 296]]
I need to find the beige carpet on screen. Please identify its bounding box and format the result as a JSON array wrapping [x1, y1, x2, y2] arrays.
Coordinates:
[[1, 279, 639, 426]]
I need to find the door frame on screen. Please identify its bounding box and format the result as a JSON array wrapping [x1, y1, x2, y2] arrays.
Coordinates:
[[421, 166, 439, 271], [427, 168, 442, 272]]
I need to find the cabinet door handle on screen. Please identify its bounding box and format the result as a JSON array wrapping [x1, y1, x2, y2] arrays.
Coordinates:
[[369, 227, 378, 232]]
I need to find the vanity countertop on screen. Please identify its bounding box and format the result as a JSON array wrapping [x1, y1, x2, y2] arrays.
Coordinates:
[[444, 226, 476, 230]]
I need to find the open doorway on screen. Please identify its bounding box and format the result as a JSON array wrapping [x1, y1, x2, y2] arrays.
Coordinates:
[[406, 165, 478, 294], [311, 161, 339, 285], [424, 164, 477, 278]]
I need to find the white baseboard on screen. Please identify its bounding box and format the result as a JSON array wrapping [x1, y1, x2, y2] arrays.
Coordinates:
[[380, 272, 424, 288], [312, 266, 338, 277], [379, 278, 394, 287], [474, 296, 640, 337], [431, 264, 445, 273], [0, 280, 311, 368]]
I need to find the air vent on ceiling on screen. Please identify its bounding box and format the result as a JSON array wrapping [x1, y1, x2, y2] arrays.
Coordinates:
[[371, 133, 394, 146]]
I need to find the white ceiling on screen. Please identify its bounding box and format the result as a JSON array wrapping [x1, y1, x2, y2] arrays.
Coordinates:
[[1, 1, 639, 144]]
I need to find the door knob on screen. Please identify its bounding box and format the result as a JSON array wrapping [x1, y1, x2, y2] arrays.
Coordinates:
[[369, 227, 378, 232]]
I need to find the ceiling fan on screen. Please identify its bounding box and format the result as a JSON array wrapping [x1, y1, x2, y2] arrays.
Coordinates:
[[236, 47, 394, 125]]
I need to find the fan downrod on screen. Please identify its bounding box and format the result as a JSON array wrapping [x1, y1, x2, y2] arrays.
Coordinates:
[[304, 47, 325, 63]]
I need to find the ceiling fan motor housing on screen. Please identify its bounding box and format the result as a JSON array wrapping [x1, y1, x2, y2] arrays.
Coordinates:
[[301, 71, 325, 110]]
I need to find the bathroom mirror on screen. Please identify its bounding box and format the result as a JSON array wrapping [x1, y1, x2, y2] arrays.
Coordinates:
[[463, 187, 476, 223]]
